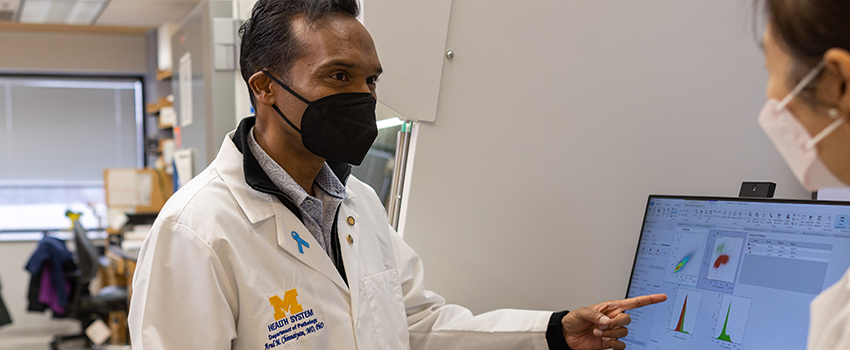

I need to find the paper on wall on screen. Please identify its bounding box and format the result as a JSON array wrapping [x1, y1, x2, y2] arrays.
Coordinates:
[[161, 139, 176, 174], [136, 172, 153, 207], [179, 52, 193, 127], [174, 148, 195, 188], [107, 170, 155, 209], [106, 169, 137, 207]]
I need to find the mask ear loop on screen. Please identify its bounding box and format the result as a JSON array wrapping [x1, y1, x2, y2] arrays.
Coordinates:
[[260, 69, 312, 134], [270, 104, 303, 134], [806, 108, 846, 150], [260, 69, 312, 105], [777, 61, 827, 111]]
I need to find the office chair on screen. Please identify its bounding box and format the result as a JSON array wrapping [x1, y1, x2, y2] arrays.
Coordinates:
[[50, 221, 128, 350]]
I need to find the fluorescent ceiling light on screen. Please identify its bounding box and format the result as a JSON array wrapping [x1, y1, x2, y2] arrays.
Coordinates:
[[18, 0, 108, 25], [18, 0, 51, 23], [377, 117, 404, 130], [66, 1, 103, 24]]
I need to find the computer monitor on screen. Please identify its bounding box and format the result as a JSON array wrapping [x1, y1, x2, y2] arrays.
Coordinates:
[[623, 195, 850, 350]]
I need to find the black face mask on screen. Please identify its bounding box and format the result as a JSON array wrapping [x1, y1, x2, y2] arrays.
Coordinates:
[[261, 69, 378, 166]]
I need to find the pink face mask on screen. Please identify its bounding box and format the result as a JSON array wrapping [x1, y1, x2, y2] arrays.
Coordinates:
[[758, 61, 847, 192]]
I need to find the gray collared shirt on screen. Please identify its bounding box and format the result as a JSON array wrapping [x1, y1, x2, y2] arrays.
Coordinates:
[[248, 126, 348, 260]]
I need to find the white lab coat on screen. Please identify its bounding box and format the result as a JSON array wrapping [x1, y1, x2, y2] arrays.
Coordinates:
[[128, 129, 553, 350], [808, 268, 850, 349]]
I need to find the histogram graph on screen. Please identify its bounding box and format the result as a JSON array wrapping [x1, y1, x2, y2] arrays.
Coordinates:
[[668, 289, 702, 335], [714, 295, 752, 344], [674, 295, 691, 333]]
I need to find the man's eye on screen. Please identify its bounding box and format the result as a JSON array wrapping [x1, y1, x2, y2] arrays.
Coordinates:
[[332, 73, 347, 81], [367, 76, 380, 84]]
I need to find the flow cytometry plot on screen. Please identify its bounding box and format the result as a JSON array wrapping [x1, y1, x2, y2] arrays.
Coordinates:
[[665, 228, 708, 286], [670, 230, 707, 277], [668, 289, 703, 335], [706, 236, 743, 283], [714, 295, 752, 344]]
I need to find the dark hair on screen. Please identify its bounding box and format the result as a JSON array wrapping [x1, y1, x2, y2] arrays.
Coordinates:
[[763, 0, 850, 90], [238, 0, 360, 107]]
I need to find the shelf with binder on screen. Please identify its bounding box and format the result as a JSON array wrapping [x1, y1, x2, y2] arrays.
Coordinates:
[[145, 91, 175, 174], [146, 96, 175, 129]]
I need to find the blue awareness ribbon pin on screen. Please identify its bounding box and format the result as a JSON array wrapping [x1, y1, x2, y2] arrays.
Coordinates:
[[291, 231, 310, 254]]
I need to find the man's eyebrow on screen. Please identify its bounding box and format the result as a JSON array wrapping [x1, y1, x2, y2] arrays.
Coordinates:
[[318, 60, 383, 74], [319, 59, 357, 69]]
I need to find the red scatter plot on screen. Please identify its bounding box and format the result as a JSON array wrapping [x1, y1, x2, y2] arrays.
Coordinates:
[[714, 254, 730, 268]]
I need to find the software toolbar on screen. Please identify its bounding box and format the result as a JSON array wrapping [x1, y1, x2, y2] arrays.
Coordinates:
[[646, 200, 850, 232]]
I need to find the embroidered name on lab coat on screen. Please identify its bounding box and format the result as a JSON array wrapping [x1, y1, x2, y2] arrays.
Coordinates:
[[265, 289, 325, 349]]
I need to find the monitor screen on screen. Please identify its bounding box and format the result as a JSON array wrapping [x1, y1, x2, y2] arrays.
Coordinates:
[[623, 195, 850, 350]]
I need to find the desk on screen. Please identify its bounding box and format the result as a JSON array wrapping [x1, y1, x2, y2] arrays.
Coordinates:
[[103, 245, 138, 345], [105, 245, 138, 299]]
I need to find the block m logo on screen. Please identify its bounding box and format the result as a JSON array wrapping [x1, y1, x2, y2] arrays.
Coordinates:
[[269, 289, 303, 321]]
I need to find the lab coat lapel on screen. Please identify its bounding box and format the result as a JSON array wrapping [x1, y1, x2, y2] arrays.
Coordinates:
[[274, 203, 348, 291], [216, 131, 276, 224], [338, 203, 361, 316]]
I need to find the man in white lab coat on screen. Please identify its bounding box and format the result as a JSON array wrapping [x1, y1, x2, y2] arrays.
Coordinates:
[[127, 1, 665, 349]]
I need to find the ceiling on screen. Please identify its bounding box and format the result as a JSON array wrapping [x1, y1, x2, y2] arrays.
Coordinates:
[[0, 0, 202, 28], [96, 0, 201, 27]]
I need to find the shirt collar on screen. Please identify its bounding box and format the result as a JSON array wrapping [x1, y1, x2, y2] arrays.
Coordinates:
[[247, 125, 348, 204], [314, 164, 348, 200]]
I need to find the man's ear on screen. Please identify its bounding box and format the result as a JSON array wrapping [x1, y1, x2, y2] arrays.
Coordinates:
[[248, 70, 275, 106], [825, 48, 850, 114]]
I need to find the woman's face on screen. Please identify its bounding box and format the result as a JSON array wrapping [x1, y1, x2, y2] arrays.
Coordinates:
[[763, 22, 850, 187]]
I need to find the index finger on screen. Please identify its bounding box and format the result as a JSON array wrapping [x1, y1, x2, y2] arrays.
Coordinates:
[[618, 294, 667, 311]]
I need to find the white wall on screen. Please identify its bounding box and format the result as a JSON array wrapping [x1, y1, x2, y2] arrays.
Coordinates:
[[399, 0, 810, 315], [0, 30, 146, 74]]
